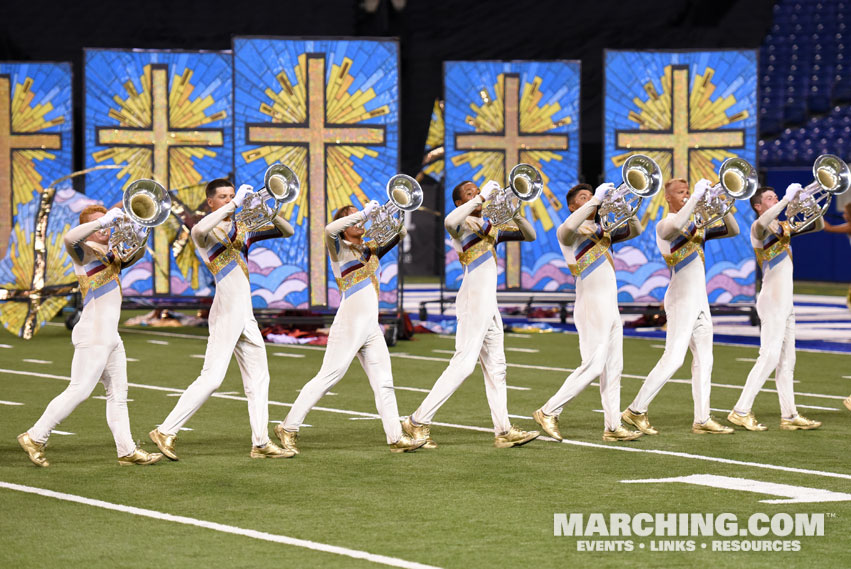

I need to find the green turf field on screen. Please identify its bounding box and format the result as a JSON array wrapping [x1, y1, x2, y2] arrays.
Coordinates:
[[1, 318, 850, 568]]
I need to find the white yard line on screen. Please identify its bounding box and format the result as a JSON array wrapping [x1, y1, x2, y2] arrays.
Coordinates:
[[147, 340, 169, 345], [0, 400, 23, 405], [274, 353, 306, 358], [0, 482, 442, 569], [4, 367, 851, 482], [22, 359, 52, 364]]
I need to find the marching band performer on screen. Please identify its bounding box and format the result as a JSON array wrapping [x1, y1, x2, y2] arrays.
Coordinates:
[[728, 184, 823, 431], [623, 178, 739, 435], [150, 179, 294, 459], [274, 203, 425, 454], [18, 205, 162, 467], [533, 183, 643, 442], [401, 179, 540, 448]]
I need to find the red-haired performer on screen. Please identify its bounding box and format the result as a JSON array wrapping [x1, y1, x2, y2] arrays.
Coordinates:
[[18, 205, 161, 467], [274, 202, 425, 454]]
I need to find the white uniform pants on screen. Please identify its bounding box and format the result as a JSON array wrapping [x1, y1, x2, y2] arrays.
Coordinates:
[[630, 310, 713, 424], [29, 339, 136, 457], [283, 324, 403, 444], [734, 309, 798, 418], [159, 318, 271, 447], [412, 312, 511, 435], [542, 318, 623, 431]]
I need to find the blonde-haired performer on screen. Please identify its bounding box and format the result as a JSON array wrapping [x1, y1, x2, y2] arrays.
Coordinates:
[[623, 178, 739, 435], [402, 179, 540, 448], [274, 202, 424, 454], [728, 184, 823, 431], [533, 182, 643, 442], [17, 205, 162, 467], [150, 179, 294, 460]]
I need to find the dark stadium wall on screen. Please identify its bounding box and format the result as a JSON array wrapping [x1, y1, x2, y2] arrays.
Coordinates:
[[0, 0, 774, 276]]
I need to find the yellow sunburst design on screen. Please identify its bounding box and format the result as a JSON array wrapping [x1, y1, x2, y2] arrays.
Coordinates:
[[171, 182, 207, 289], [613, 65, 749, 224], [0, 222, 73, 336], [92, 64, 225, 191], [242, 53, 390, 223], [422, 99, 445, 178], [7, 76, 64, 212], [450, 74, 570, 232]]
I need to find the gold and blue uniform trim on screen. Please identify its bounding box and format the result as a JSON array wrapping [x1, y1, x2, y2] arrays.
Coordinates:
[[568, 225, 614, 279], [204, 222, 282, 282], [663, 222, 705, 272], [755, 220, 792, 272], [78, 251, 121, 306], [336, 242, 381, 298]]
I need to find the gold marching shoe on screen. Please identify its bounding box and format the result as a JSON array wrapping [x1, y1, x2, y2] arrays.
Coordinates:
[[692, 417, 734, 435], [780, 415, 822, 431], [149, 429, 179, 461], [602, 425, 643, 441], [494, 425, 540, 448], [727, 411, 767, 431], [843, 396, 851, 412], [250, 441, 295, 459], [389, 434, 427, 453], [533, 408, 562, 441], [118, 448, 163, 466], [621, 409, 658, 435], [273, 423, 300, 455], [402, 416, 437, 449], [17, 433, 49, 468]]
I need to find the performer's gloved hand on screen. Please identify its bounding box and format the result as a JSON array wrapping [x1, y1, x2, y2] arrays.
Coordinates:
[[594, 182, 614, 202], [692, 178, 713, 201], [233, 184, 254, 208], [98, 208, 126, 228], [479, 180, 500, 202], [131, 221, 149, 241], [784, 182, 804, 202], [361, 200, 381, 219]]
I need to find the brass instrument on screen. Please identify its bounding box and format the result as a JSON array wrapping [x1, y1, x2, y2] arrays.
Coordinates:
[[235, 163, 300, 230], [109, 179, 171, 261], [785, 154, 851, 232], [362, 174, 424, 246], [482, 163, 543, 225], [693, 157, 757, 229], [598, 154, 662, 232]]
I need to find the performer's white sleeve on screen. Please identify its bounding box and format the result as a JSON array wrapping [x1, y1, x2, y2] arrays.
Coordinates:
[[191, 202, 236, 247], [63, 220, 104, 264], [325, 211, 365, 262], [444, 196, 484, 239], [717, 210, 740, 238], [556, 197, 599, 246], [752, 198, 788, 240], [656, 193, 700, 240], [271, 212, 295, 238], [513, 213, 537, 241]]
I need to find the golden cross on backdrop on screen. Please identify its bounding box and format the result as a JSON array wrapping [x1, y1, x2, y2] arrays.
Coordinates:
[[616, 65, 745, 182], [247, 53, 386, 306], [96, 64, 224, 293], [0, 75, 62, 259], [455, 74, 569, 288]]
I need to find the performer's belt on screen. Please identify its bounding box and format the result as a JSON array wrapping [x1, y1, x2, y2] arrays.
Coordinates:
[[663, 228, 705, 272], [568, 235, 614, 278], [755, 221, 792, 270], [336, 249, 380, 298]]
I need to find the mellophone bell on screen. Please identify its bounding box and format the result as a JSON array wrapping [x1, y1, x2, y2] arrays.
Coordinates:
[[109, 179, 172, 261], [359, 173, 424, 246]]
